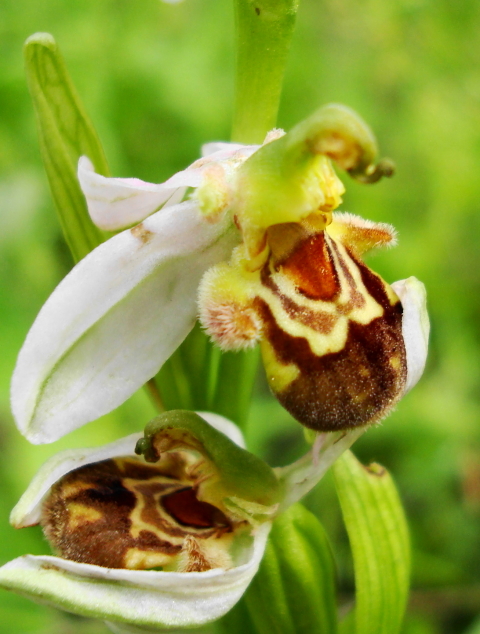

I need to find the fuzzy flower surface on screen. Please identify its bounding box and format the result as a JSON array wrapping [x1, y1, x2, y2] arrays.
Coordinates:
[[11, 104, 429, 444], [0, 411, 362, 631]]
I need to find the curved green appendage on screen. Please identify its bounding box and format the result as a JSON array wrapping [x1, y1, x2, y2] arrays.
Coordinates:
[[285, 103, 395, 182], [240, 504, 338, 634], [234, 103, 394, 237], [135, 411, 282, 507], [24, 33, 109, 263], [210, 347, 260, 430], [232, 0, 299, 144], [334, 451, 410, 634]]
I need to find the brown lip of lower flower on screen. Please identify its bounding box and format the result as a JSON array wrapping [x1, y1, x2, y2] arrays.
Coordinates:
[[41, 453, 244, 572]]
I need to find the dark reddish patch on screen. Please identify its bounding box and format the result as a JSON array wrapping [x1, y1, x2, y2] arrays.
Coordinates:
[[260, 268, 337, 335], [135, 481, 194, 538], [276, 231, 340, 301], [162, 488, 231, 530]]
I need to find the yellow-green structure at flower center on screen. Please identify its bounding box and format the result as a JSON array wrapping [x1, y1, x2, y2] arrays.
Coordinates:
[[198, 105, 406, 432]]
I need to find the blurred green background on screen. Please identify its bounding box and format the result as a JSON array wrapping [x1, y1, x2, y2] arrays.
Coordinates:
[[1, 0, 480, 632]]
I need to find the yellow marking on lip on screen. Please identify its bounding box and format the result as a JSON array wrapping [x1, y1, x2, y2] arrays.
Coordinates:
[[67, 503, 103, 530], [58, 481, 93, 499], [329, 238, 386, 324], [255, 235, 386, 360], [260, 339, 300, 393], [122, 476, 183, 540], [124, 548, 177, 571], [389, 355, 402, 371]]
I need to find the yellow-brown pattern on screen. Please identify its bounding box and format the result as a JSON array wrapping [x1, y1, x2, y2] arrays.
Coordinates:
[[41, 455, 237, 571]]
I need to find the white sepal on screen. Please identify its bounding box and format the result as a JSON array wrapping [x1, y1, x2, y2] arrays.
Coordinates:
[[0, 523, 270, 630], [201, 142, 258, 159], [11, 202, 239, 444], [275, 428, 365, 513], [79, 143, 260, 232], [391, 276, 429, 393], [78, 157, 202, 231]]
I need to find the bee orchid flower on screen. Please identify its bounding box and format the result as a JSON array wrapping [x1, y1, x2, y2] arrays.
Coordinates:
[[11, 104, 429, 445], [0, 411, 363, 631]]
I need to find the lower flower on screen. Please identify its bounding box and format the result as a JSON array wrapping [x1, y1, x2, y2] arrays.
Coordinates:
[[0, 411, 362, 631]]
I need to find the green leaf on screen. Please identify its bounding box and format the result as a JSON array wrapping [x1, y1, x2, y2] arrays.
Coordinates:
[[24, 32, 109, 262], [333, 451, 410, 634], [210, 347, 260, 429], [156, 323, 221, 412], [242, 503, 338, 634], [464, 615, 480, 634]]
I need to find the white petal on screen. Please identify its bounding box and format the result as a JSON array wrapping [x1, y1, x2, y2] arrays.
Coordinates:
[[201, 142, 250, 157], [11, 415, 245, 528], [0, 524, 270, 629], [78, 157, 204, 231], [105, 625, 204, 634], [200, 143, 260, 167], [106, 623, 186, 634], [11, 201, 239, 444], [275, 428, 365, 512], [391, 277, 429, 393]]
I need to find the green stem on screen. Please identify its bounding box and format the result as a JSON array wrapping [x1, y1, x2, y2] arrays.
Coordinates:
[[210, 348, 260, 429], [232, 0, 299, 143], [206, 0, 300, 427], [155, 0, 299, 426]]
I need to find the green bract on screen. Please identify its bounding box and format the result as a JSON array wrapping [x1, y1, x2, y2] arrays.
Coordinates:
[[24, 32, 109, 262], [334, 451, 410, 634]]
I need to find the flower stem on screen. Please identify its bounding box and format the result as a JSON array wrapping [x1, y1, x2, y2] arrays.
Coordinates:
[[232, 0, 299, 143], [156, 1, 300, 427]]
